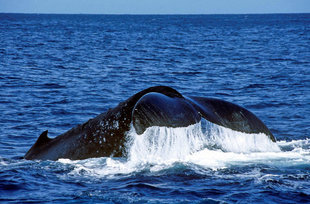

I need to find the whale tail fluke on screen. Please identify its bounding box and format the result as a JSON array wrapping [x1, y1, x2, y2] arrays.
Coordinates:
[[24, 86, 276, 161], [187, 96, 276, 142], [132, 92, 201, 135]]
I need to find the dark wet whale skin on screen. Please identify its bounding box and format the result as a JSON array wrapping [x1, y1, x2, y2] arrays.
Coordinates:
[[24, 86, 275, 160]]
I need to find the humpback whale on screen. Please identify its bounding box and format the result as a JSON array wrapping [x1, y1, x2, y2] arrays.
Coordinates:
[[24, 86, 275, 160]]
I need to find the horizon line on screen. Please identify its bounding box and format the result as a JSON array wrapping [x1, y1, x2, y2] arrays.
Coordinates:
[[0, 12, 309, 15]]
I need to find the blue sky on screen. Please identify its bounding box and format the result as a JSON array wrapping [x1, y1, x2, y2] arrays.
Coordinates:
[[0, 0, 309, 14]]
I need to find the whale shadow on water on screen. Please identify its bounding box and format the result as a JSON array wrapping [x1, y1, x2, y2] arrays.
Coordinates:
[[24, 86, 275, 160]]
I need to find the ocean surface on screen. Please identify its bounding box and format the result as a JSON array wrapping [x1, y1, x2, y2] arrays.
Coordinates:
[[0, 13, 309, 203]]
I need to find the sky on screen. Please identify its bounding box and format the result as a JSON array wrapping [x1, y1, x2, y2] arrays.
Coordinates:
[[0, 0, 309, 14]]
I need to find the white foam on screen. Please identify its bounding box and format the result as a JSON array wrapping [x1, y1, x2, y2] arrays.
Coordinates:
[[186, 147, 310, 170], [204, 121, 281, 153], [126, 123, 206, 165], [0, 157, 8, 166], [58, 157, 138, 178], [277, 138, 310, 151]]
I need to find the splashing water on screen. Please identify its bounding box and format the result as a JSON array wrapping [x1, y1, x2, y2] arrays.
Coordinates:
[[127, 123, 207, 165], [57, 120, 309, 176], [202, 119, 281, 153], [127, 119, 281, 165]]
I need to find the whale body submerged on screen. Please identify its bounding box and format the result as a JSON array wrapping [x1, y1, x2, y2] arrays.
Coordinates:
[[24, 86, 275, 160]]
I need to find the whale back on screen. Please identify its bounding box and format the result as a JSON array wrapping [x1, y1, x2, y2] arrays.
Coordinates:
[[24, 86, 184, 160]]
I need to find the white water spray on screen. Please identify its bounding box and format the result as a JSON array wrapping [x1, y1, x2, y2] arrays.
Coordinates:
[[126, 123, 207, 165], [58, 120, 309, 176], [126, 119, 280, 165], [203, 120, 281, 153]]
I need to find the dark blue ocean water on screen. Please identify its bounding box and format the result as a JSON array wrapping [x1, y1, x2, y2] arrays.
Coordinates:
[[0, 13, 309, 203]]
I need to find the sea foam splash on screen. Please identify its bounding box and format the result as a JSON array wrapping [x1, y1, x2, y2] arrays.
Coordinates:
[[127, 119, 280, 165], [203, 119, 281, 153], [58, 120, 310, 176], [126, 122, 206, 165]]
